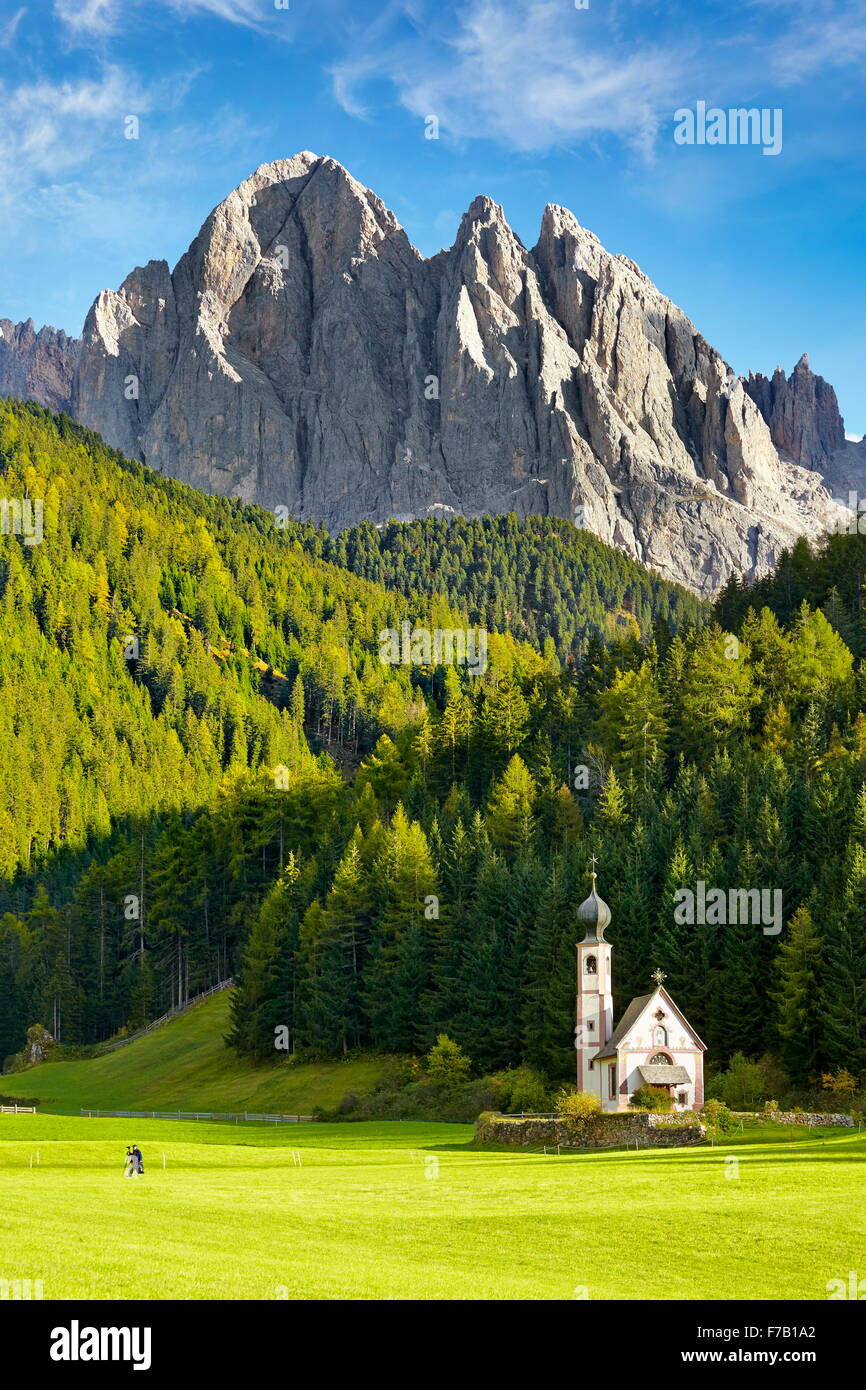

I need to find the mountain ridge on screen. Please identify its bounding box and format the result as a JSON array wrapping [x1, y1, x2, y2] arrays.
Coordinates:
[[1, 151, 861, 597]]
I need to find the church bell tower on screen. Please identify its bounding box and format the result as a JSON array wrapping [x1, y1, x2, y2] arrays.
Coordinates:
[[575, 858, 613, 1095]]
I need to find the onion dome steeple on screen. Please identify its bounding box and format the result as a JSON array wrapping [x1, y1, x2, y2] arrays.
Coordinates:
[[577, 856, 611, 942]]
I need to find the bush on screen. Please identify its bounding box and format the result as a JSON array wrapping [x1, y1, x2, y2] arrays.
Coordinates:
[[763, 1099, 780, 1114], [491, 1064, 551, 1114], [335, 1090, 363, 1116], [821, 1068, 858, 1099], [554, 1088, 601, 1128], [319, 1071, 498, 1124], [716, 1051, 768, 1109], [630, 1085, 672, 1113], [701, 1098, 736, 1135], [475, 1111, 497, 1143], [425, 1035, 471, 1086], [376, 1057, 422, 1090]]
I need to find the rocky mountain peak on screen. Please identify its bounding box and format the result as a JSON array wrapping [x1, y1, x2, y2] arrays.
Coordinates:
[[461, 194, 503, 224], [0, 154, 859, 597], [743, 354, 846, 470], [0, 316, 78, 414]]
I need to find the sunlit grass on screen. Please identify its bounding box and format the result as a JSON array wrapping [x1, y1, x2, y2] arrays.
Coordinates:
[[0, 992, 385, 1115], [1, 1113, 862, 1300]]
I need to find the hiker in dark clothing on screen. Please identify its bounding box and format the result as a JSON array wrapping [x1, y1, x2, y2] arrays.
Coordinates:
[[131, 1144, 144, 1175]]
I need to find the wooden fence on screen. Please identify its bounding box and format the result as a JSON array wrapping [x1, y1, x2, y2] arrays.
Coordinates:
[[93, 978, 234, 1055], [79, 1109, 315, 1124]]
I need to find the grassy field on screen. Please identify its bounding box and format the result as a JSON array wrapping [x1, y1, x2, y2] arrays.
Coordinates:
[[0, 991, 386, 1115], [1, 1112, 862, 1300]]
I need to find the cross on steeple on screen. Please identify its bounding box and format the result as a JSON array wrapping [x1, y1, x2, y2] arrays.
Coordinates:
[[589, 854, 598, 886], [651, 968, 667, 987]]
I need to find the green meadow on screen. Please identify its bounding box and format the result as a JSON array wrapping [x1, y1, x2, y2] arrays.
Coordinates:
[[3, 990, 863, 1301], [0, 991, 385, 1116], [1, 1111, 862, 1301]]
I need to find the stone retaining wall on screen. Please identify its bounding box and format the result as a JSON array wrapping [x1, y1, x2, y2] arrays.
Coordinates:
[[735, 1111, 855, 1127], [475, 1111, 706, 1149]]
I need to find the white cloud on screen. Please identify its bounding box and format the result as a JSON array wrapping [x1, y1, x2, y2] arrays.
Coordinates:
[[331, 0, 688, 158], [0, 72, 265, 332], [330, 0, 866, 162], [751, 0, 866, 83], [162, 0, 270, 22], [52, 0, 287, 39], [0, 60, 211, 247], [0, 8, 265, 305], [0, 66, 153, 187], [774, 21, 866, 83], [0, 6, 26, 46], [52, 0, 121, 37]]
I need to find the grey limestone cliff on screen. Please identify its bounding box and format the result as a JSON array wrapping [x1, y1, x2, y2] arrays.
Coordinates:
[[1, 153, 858, 597]]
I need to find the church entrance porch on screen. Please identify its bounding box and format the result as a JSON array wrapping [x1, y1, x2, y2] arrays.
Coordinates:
[[637, 1063, 692, 1110]]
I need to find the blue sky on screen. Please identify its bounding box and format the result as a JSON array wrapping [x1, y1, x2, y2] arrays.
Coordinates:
[[0, 0, 863, 432]]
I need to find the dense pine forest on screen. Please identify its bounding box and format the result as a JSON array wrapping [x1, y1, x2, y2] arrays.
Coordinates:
[[304, 514, 705, 658], [1, 400, 865, 1095]]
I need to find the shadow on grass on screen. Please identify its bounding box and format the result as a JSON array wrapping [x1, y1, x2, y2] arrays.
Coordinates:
[[440, 1130, 865, 1165]]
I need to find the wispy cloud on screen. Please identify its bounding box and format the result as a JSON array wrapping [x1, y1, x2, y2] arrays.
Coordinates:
[[52, 0, 290, 39], [162, 0, 272, 23], [0, 6, 26, 46], [0, 0, 288, 325], [0, 59, 220, 253], [332, 0, 687, 158], [765, 0, 866, 83], [52, 0, 121, 37], [0, 65, 154, 187], [330, 0, 866, 163], [23, 100, 262, 242]]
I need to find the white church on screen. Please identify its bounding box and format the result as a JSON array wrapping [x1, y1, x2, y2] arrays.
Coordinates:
[[575, 861, 706, 1112]]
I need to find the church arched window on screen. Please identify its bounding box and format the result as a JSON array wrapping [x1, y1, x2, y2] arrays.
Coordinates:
[[585, 955, 597, 974], [649, 1052, 671, 1066]]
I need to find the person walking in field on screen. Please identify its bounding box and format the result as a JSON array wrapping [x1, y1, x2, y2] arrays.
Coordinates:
[[124, 1144, 144, 1177]]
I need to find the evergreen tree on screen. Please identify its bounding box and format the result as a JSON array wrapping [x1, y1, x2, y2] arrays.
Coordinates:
[[774, 904, 823, 1080]]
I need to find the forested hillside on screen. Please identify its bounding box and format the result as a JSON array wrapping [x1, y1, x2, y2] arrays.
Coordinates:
[[0, 400, 540, 1055], [306, 514, 705, 658], [2, 401, 865, 1096], [715, 531, 866, 657], [226, 588, 866, 1086]]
